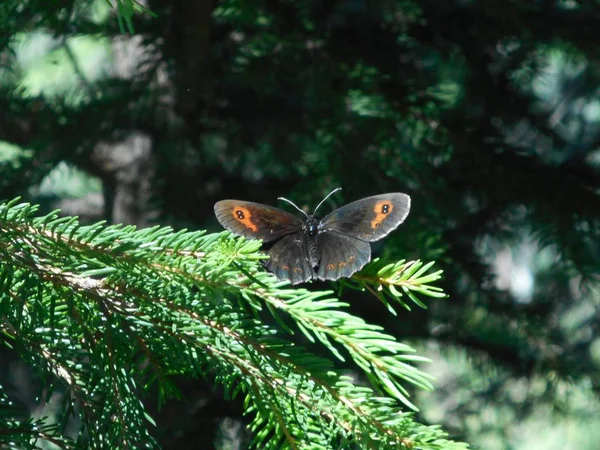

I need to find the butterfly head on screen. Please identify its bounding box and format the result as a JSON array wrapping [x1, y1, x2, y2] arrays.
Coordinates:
[[304, 217, 319, 236]]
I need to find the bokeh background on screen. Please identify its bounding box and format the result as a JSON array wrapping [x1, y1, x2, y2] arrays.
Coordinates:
[[1, 1, 600, 449]]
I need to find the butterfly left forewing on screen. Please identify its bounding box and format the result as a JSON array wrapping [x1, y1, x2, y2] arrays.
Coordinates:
[[214, 200, 303, 242], [319, 193, 410, 242]]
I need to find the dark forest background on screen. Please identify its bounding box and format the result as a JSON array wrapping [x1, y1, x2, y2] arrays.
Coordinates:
[[1, 0, 600, 449]]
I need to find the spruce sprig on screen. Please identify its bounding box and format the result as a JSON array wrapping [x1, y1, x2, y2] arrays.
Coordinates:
[[0, 200, 468, 449], [349, 259, 447, 313]]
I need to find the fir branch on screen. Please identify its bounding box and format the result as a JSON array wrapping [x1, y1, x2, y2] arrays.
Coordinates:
[[0, 200, 468, 449], [228, 278, 434, 411], [353, 259, 448, 312]]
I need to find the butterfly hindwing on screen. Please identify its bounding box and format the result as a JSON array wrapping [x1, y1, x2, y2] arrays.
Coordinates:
[[265, 233, 316, 285], [318, 193, 410, 242], [214, 200, 303, 242], [317, 232, 371, 281]]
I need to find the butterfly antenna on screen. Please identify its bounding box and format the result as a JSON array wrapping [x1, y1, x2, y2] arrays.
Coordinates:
[[313, 187, 342, 215], [277, 196, 309, 218]]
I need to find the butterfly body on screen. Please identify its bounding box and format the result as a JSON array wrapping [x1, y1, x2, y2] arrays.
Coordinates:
[[214, 192, 410, 284]]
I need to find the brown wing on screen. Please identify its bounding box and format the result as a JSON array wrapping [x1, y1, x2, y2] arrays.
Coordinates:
[[318, 193, 410, 242], [265, 233, 316, 284], [317, 232, 371, 281], [214, 200, 303, 242]]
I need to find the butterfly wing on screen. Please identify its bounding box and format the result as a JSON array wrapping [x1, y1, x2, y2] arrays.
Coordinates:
[[317, 232, 371, 281], [318, 193, 410, 242], [265, 233, 316, 284], [214, 200, 303, 242]]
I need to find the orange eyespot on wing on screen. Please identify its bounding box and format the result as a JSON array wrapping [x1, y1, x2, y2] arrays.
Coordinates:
[[232, 206, 257, 232], [214, 200, 303, 242], [370, 200, 394, 229], [319, 192, 410, 242]]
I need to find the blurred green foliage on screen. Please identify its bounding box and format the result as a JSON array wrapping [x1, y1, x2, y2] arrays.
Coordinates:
[[1, 0, 600, 449]]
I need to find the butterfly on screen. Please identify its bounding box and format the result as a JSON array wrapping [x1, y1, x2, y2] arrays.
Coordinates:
[[214, 188, 411, 284]]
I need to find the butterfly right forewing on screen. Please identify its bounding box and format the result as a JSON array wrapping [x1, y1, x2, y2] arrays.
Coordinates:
[[214, 200, 303, 242], [319, 193, 410, 242]]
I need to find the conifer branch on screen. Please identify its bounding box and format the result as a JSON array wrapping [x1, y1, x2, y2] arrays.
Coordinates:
[[351, 259, 447, 312], [0, 200, 468, 449]]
